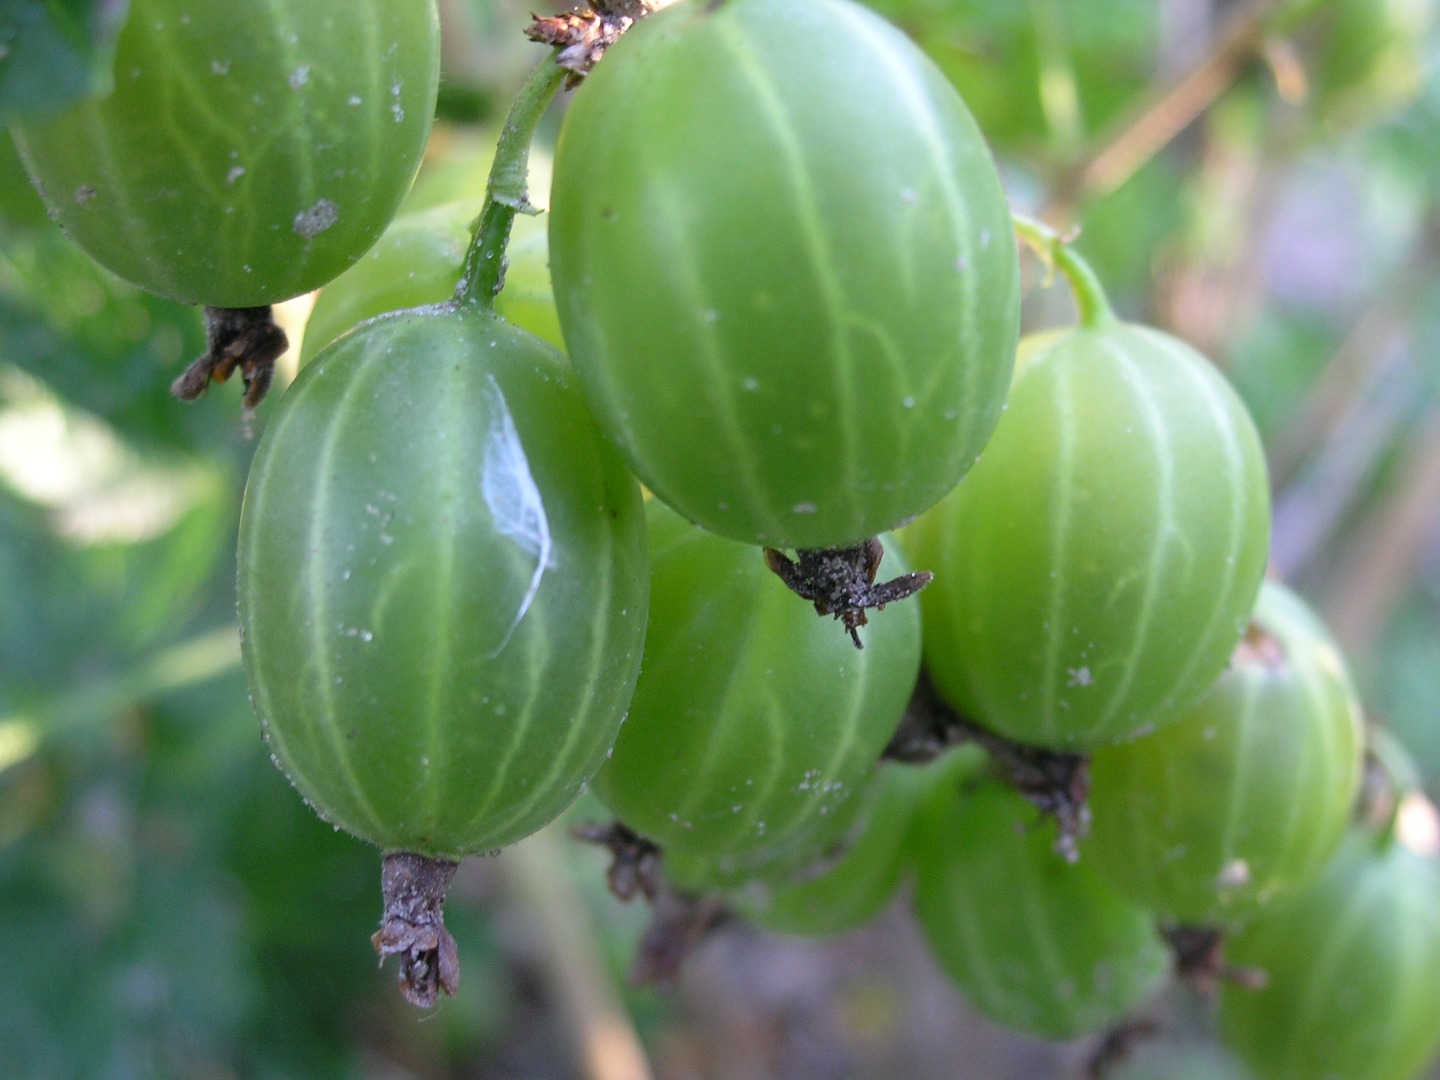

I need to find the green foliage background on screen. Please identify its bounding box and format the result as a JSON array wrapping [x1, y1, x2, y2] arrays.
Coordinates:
[[1, 0, 1438, 1076]]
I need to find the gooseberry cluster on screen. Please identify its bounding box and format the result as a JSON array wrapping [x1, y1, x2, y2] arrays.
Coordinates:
[[13, 0, 1440, 1075]]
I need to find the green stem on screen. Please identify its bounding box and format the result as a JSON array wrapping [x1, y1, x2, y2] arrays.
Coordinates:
[[458, 55, 568, 308], [1367, 725, 1421, 849], [1011, 212, 1116, 329]]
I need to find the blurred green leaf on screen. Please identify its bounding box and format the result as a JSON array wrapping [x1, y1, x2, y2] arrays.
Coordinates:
[[0, 227, 238, 456], [0, 126, 47, 226], [863, 0, 1157, 160], [0, 0, 130, 120]]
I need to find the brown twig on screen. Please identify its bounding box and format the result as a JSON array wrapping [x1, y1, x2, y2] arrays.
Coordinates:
[[1048, 0, 1288, 214], [1268, 216, 1440, 483], [1269, 343, 1424, 581], [1320, 411, 1440, 657]]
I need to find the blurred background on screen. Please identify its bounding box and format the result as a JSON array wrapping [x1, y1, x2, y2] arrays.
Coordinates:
[[1, 0, 1438, 1076]]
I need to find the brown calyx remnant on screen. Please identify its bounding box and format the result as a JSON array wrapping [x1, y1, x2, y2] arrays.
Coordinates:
[[171, 305, 288, 411], [1085, 1015, 1163, 1080], [1232, 620, 1286, 669], [571, 820, 663, 902], [884, 671, 1092, 861], [1164, 923, 1267, 997], [574, 818, 731, 985], [630, 889, 731, 986], [764, 538, 933, 649], [372, 852, 461, 1009], [526, 1, 658, 84]]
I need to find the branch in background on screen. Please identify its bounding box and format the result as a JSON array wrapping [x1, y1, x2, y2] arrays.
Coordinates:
[[501, 827, 656, 1080], [1320, 413, 1440, 658], [1047, 0, 1289, 216], [1269, 344, 1422, 582], [1268, 217, 1440, 484], [1152, 110, 1270, 360]]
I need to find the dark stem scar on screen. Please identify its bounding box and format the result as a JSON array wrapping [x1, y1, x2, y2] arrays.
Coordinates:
[[525, 1, 656, 84], [764, 537, 932, 649], [1163, 923, 1268, 997], [171, 305, 288, 411], [372, 852, 461, 1009], [1085, 1015, 1164, 1080], [571, 819, 664, 902], [572, 818, 730, 984], [884, 671, 1092, 861]]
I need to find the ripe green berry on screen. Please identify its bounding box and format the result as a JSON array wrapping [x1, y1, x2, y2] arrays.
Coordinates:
[[1088, 581, 1364, 923], [904, 321, 1271, 750], [239, 304, 648, 858], [594, 500, 921, 862], [912, 752, 1170, 1038], [13, 0, 440, 306], [1221, 825, 1440, 1080], [549, 0, 1019, 548], [734, 762, 927, 936]]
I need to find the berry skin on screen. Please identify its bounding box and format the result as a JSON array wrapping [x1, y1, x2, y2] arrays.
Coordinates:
[[13, 0, 440, 307], [1221, 826, 1440, 1080], [549, 0, 1019, 549], [1087, 581, 1364, 924], [904, 322, 1271, 750], [912, 750, 1170, 1039], [239, 303, 648, 858], [734, 762, 928, 936], [594, 500, 921, 863]]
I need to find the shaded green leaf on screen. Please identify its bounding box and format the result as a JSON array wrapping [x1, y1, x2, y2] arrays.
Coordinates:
[[0, 0, 130, 120]]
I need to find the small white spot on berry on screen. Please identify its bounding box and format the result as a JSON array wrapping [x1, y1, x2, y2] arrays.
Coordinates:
[[293, 199, 339, 238]]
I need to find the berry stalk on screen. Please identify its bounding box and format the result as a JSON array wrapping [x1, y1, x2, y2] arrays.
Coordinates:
[[457, 55, 568, 308], [1011, 212, 1116, 329]]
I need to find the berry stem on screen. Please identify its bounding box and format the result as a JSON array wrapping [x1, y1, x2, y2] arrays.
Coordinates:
[[1365, 725, 1422, 850], [372, 852, 460, 1008], [457, 54, 567, 309], [1011, 212, 1116, 329]]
